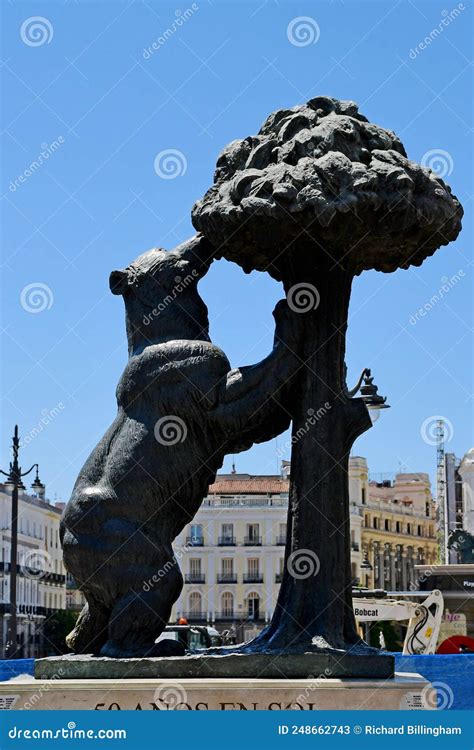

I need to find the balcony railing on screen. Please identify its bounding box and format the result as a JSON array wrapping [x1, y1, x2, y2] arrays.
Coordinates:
[[181, 611, 207, 621], [243, 573, 263, 583], [0, 562, 66, 585], [214, 611, 265, 621], [217, 574, 237, 583], [186, 536, 204, 547], [218, 536, 236, 546], [215, 611, 235, 620], [244, 536, 262, 546], [185, 574, 205, 583], [202, 496, 287, 508], [275, 535, 286, 545]]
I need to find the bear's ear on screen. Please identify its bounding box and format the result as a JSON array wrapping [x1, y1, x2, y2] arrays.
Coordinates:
[[109, 270, 128, 295]]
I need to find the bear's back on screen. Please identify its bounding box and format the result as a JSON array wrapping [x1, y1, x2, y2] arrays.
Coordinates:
[[116, 339, 230, 418]]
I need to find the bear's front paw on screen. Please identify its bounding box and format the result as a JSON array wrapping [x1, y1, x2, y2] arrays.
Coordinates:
[[273, 299, 305, 351]]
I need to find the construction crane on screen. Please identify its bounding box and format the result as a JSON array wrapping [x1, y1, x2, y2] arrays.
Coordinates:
[[436, 419, 447, 563]]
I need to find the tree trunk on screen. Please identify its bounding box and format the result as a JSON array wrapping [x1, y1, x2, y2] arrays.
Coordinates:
[[251, 253, 372, 651]]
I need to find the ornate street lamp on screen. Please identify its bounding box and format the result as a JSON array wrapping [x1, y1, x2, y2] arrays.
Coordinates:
[[31, 466, 46, 500], [0, 426, 44, 658], [349, 368, 390, 424]]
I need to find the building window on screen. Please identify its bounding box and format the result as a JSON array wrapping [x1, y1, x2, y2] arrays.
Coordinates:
[[407, 524, 411, 535], [247, 592, 260, 620], [189, 559, 201, 576], [425, 502, 430, 518], [373, 517, 378, 530], [396, 521, 401, 533], [361, 487, 366, 505], [219, 558, 235, 582], [384, 519, 390, 531], [189, 591, 202, 615], [221, 592, 234, 618], [220, 523, 234, 545], [245, 523, 260, 545], [248, 558, 259, 574], [189, 524, 203, 546], [417, 525, 422, 536], [364, 514, 369, 528], [245, 558, 261, 582], [277, 523, 286, 545]]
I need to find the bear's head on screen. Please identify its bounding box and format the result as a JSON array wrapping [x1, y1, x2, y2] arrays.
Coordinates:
[[110, 234, 214, 354]]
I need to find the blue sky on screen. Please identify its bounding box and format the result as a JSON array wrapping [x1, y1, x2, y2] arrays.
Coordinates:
[[1, 0, 472, 503]]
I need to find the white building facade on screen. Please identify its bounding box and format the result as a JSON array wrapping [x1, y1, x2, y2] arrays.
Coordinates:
[[0, 483, 67, 657], [171, 460, 378, 639]]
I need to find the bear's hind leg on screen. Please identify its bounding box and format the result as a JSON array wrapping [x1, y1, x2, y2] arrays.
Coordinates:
[[66, 598, 110, 654], [100, 561, 183, 658]]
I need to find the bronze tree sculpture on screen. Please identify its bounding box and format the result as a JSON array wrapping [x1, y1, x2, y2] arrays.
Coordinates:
[[192, 96, 463, 656]]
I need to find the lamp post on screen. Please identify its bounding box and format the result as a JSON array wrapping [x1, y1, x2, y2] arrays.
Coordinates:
[[0, 426, 44, 659], [360, 548, 374, 588]]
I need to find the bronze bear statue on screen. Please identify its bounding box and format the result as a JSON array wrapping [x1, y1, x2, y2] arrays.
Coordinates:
[[60, 234, 303, 657]]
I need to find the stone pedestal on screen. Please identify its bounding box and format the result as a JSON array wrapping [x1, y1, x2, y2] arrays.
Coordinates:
[[35, 652, 394, 680], [0, 673, 434, 711]]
